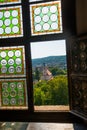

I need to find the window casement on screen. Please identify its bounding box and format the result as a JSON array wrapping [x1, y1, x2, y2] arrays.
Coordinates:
[[0, 0, 86, 123]]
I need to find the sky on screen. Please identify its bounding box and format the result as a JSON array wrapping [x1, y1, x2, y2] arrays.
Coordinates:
[[30, 40, 66, 59]]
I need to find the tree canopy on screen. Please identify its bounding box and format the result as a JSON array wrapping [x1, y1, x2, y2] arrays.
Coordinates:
[[34, 76, 69, 106]]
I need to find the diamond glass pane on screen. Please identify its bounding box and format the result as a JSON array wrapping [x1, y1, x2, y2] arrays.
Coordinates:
[[0, 6, 23, 38], [30, 1, 62, 35], [0, 79, 28, 109], [0, 46, 26, 77], [0, 0, 20, 5]]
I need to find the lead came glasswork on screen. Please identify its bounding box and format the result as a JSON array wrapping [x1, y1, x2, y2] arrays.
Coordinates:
[[0, 6, 23, 38], [72, 41, 87, 73], [0, 46, 26, 77], [0, 79, 28, 109], [30, 1, 62, 35]]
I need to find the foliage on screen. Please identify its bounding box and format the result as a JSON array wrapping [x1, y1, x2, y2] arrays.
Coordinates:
[[34, 67, 40, 81], [34, 76, 69, 105], [49, 67, 67, 76]]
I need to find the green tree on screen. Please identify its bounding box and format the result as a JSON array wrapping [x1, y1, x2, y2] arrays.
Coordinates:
[[49, 67, 67, 76], [34, 76, 69, 105], [35, 67, 40, 81]]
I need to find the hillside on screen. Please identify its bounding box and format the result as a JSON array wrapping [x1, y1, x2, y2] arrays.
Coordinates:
[[32, 55, 66, 68]]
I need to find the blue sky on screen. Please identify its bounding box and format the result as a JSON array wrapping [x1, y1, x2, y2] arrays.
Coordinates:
[[30, 40, 66, 59]]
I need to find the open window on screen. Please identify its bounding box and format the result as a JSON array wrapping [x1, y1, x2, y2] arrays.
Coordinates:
[[30, 40, 69, 112], [0, 0, 86, 122]]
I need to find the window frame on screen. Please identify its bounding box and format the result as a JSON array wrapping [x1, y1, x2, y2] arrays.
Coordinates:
[[0, 0, 86, 123]]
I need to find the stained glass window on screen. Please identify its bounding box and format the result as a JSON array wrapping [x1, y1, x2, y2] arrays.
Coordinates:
[[30, 1, 62, 35], [0, 46, 26, 77], [0, 6, 23, 38], [0, 46, 27, 110], [0, 79, 28, 109], [0, 0, 20, 5]]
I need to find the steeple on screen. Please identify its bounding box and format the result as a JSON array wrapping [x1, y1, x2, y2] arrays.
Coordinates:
[[41, 63, 53, 80]]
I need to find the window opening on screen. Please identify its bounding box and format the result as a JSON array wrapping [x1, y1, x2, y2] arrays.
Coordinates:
[[30, 1, 62, 35], [31, 40, 69, 112]]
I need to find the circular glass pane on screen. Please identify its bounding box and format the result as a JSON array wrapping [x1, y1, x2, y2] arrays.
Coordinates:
[[42, 7, 49, 14], [10, 98, 16, 105], [8, 66, 15, 73], [43, 23, 50, 30], [51, 22, 58, 29], [1, 67, 7, 73], [35, 16, 41, 23], [35, 24, 41, 31], [8, 59, 14, 65], [12, 26, 19, 33], [3, 98, 9, 105], [16, 66, 22, 73], [2, 83, 8, 89], [2, 91, 9, 97], [1, 59, 7, 65], [8, 51, 14, 57], [10, 83, 16, 89], [10, 90, 16, 97], [12, 10, 18, 17], [34, 8, 41, 15], [17, 82, 23, 89], [42, 15, 49, 22], [4, 11, 10, 18], [50, 14, 57, 21], [4, 19, 11, 26], [1, 51, 6, 58], [15, 50, 21, 57], [12, 18, 18, 25], [5, 27, 11, 34], [50, 6, 57, 13], [15, 58, 21, 65], [18, 98, 24, 105]]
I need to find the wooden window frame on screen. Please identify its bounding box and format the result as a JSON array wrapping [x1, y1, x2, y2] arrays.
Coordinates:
[[0, 0, 86, 123]]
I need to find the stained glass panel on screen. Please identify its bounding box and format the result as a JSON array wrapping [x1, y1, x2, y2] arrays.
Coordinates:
[[0, 79, 28, 109], [0, 0, 20, 5], [30, 1, 62, 35], [0, 46, 26, 77], [0, 6, 23, 38]]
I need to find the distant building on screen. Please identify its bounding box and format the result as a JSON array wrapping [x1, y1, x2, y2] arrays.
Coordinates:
[[41, 63, 53, 81]]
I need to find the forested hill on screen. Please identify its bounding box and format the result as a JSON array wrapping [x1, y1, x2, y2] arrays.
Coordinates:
[[32, 55, 66, 67]]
